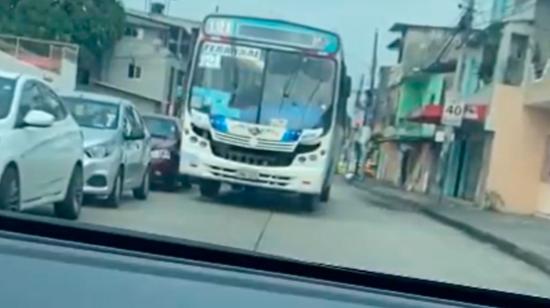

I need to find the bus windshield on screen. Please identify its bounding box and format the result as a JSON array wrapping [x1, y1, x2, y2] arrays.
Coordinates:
[[191, 41, 336, 131]]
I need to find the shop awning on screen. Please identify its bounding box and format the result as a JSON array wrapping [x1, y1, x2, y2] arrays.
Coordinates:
[[407, 104, 488, 124]]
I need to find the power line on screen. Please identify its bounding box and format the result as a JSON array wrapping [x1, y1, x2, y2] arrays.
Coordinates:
[[423, 1, 474, 71]]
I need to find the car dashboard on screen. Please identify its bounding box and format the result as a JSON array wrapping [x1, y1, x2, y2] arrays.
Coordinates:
[[0, 213, 546, 307]]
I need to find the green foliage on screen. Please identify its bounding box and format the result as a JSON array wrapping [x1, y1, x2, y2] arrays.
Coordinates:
[[0, 0, 125, 57]]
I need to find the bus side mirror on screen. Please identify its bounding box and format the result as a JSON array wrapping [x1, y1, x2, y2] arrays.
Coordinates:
[[342, 76, 352, 99]]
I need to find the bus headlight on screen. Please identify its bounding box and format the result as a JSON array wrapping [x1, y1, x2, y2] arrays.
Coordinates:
[[282, 129, 302, 142], [299, 128, 323, 145]]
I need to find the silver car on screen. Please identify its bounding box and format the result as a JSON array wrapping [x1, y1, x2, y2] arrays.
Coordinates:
[[61, 92, 152, 207]]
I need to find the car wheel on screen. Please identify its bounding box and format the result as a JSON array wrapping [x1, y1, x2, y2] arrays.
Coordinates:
[[133, 167, 150, 200], [199, 180, 221, 198], [0, 166, 20, 212], [300, 193, 319, 213], [320, 185, 331, 203], [54, 165, 83, 220], [104, 170, 123, 208]]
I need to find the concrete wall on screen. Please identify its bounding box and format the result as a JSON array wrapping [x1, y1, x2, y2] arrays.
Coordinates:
[[0, 50, 76, 92], [101, 23, 187, 104], [492, 22, 533, 85], [492, 0, 536, 22], [460, 47, 484, 98], [395, 74, 443, 137], [400, 28, 460, 76], [485, 84, 550, 214], [102, 33, 171, 102], [78, 83, 161, 115], [533, 0, 550, 76], [405, 143, 435, 193], [377, 142, 401, 185]]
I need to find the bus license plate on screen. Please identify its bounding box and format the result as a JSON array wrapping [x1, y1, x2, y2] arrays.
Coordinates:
[[237, 169, 259, 180]]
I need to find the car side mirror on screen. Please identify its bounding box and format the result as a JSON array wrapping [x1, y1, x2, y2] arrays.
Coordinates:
[[23, 110, 55, 128]]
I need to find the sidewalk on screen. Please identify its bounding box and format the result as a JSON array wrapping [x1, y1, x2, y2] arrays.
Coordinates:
[[353, 178, 550, 276]]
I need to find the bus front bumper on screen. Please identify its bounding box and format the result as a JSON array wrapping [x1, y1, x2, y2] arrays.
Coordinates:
[[179, 150, 325, 195]]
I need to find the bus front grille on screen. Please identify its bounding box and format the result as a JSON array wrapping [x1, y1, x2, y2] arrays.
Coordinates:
[[208, 165, 292, 187], [210, 141, 295, 167], [212, 131, 296, 153]]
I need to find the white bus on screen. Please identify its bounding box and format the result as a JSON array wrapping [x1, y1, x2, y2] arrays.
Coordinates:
[[179, 15, 352, 210]]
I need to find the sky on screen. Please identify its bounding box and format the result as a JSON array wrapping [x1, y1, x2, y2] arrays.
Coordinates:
[[122, 0, 493, 89]]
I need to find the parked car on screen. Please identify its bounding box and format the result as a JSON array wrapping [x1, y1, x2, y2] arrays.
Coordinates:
[[142, 114, 186, 190], [61, 92, 152, 207], [0, 71, 84, 219]]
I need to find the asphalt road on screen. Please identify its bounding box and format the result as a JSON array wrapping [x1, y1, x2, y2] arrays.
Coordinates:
[[28, 179, 550, 298]]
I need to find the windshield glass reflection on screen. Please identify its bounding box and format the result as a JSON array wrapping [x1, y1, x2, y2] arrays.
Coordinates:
[[191, 42, 335, 131], [63, 97, 120, 130]]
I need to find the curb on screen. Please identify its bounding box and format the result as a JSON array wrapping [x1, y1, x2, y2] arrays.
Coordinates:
[[353, 181, 550, 277]]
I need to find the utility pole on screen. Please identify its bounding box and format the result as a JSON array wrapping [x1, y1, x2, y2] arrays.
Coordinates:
[[365, 29, 379, 127], [355, 74, 365, 126], [438, 0, 475, 204]]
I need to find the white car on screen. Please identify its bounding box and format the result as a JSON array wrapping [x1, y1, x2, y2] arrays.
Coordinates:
[[0, 71, 84, 219]]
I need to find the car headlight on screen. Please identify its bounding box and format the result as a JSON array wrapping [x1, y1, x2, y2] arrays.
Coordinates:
[[85, 143, 116, 158], [151, 149, 171, 159]]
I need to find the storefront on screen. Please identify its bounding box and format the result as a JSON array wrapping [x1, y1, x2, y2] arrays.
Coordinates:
[[407, 104, 490, 201]]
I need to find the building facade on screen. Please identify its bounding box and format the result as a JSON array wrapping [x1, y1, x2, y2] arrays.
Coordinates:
[[477, 0, 550, 215], [374, 23, 462, 193], [96, 4, 200, 114], [374, 0, 550, 215]]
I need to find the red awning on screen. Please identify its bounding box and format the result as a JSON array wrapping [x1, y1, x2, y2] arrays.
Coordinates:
[[407, 104, 488, 124], [408, 104, 442, 124]]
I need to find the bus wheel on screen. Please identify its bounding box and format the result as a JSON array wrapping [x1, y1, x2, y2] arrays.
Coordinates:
[[300, 194, 319, 213], [200, 180, 221, 198], [320, 185, 331, 203]]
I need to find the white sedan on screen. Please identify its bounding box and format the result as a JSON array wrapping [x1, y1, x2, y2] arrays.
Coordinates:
[[0, 71, 84, 219]]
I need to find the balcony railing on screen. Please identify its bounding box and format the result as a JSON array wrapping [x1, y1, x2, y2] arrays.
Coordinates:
[[0, 34, 79, 74]]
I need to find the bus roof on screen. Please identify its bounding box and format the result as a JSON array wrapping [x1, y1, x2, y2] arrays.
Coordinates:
[[202, 14, 342, 54]]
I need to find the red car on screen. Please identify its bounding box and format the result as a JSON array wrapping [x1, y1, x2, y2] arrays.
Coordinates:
[[142, 114, 188, 190]]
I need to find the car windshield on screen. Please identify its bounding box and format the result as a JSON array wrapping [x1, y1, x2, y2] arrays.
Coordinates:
[[63, 97, 120, 129], [0, 77, 15, 120], [4, 0, 550, 302], [143, 116, 178, 139], [191, 42, 335, 131]]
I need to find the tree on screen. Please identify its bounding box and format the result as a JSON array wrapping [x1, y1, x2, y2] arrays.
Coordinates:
[[0, 0, 125, 58]]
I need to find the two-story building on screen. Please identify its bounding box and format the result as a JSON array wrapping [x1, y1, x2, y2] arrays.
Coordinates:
[[83, 3, 200, 114], [384, 0, 550, 215], [468, 0, 550, 215], [375, 23, 463, 194]]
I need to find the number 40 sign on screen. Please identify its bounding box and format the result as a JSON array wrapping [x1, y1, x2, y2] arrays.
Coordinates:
[[442, 103, 465, 127]]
